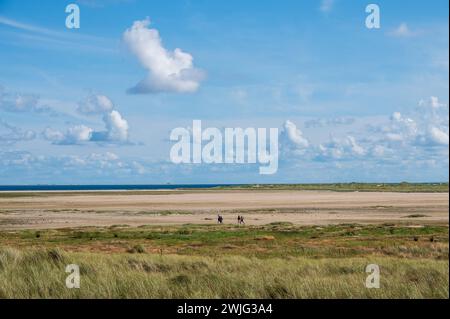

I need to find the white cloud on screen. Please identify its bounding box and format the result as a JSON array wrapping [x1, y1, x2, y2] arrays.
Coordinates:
[[0, 150, 156, 184], [347, 136, 366, 156], [44, 109, 129, 145], [381, 97, 449, 148], [281, 96, 447, 169], [282, 120, 309, 149], [0, 119, 36, 144], [77, 94, 114, 114], [427, 126, 449, 146], [44, 125, 93, 144], [44, 93, 130, 145], [42, 127, 65, 142], [316, 135, 366, 160], [415, 126, 449, 147], [388, 111, 418, 143], [419, 96, 446, 109], [103, 110, 129, 142], [66, 125, 93, 143], [123, 18, 204, 94], [0, 86, 46, 112]]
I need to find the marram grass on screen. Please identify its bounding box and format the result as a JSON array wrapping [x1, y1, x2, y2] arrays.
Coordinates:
[[0, 247, 447, 299]]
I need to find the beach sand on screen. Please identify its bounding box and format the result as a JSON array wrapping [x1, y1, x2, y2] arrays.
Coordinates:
[[0, 190, 448, 230]]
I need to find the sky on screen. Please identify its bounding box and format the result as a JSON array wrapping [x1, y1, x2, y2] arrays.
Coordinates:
[[0, 0, 448, 184]]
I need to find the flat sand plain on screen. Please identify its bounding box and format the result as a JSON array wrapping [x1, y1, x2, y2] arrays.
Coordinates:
[[0, 190, 448, 230]]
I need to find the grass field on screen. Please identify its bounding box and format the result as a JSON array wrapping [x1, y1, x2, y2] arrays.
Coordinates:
[[0, 223, 448, 298]]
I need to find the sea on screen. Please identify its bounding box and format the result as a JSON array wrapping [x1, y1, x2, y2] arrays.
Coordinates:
[[0, 184, 236, 191]]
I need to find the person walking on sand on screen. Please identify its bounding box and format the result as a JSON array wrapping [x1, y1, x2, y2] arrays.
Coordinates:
[[218, 214, 223, 224], [237, 215, 241, 224], [240, 215, 245, 225]]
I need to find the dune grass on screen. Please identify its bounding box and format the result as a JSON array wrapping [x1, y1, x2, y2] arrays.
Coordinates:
[[0, 248, 447, 299], [0, 223, 448, 299]]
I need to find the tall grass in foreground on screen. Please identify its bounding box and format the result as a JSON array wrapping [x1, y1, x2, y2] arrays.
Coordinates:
[[0, 248, 447, 299]]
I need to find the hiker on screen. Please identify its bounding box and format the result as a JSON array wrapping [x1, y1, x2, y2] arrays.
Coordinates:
[[237, 215, 241, 224], [240, 215, 245, 225], [218, 214, 223, 224]]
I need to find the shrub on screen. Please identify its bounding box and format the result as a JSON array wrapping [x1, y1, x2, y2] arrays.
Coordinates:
[[127, 244, 146, 254]]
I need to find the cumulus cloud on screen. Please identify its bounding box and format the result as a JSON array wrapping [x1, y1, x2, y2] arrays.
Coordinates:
[[316, 135, 366, 160], [419, 96, 446, 109], [77, 94, 114, 114], [107, 110, 129, 141], [384, 112, 418, 144], [65, 125, 93, 143], [43, 125, 93, 145], [381, 97, 448, 148], [0, 150, 148, 182], [123, 18, 204, 94], [425, 126, 449, 146], [92, 110, 129, 142], [280, 120, 371, 163], [44, 94, 129, 145], [44, 112, 129, 145], [282, 120, 309, 149], [0, 119, 36, 145], [42, 127, 65, 143], [347, 136, 365, 156], [0, 86, 47, 112], [281, 96, 447, 168]]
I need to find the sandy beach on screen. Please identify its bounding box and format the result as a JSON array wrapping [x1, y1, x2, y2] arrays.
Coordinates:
[[0, 190, 448, 230]]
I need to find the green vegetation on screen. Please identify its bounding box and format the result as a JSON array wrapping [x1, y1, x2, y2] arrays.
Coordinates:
[[0, 223, 448, 298], [403, 214, 430, 218], [0, 182, 447, 199], [214, 182, 449, 193], [2, 223, 448, 259], [0, 248, 447, 298]]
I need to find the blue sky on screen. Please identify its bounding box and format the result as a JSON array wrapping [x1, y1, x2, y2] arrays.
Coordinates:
[[0, 0, 448, 184]]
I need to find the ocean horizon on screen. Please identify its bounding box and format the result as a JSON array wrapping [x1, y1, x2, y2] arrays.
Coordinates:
[[0, 184, 236, 191]]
